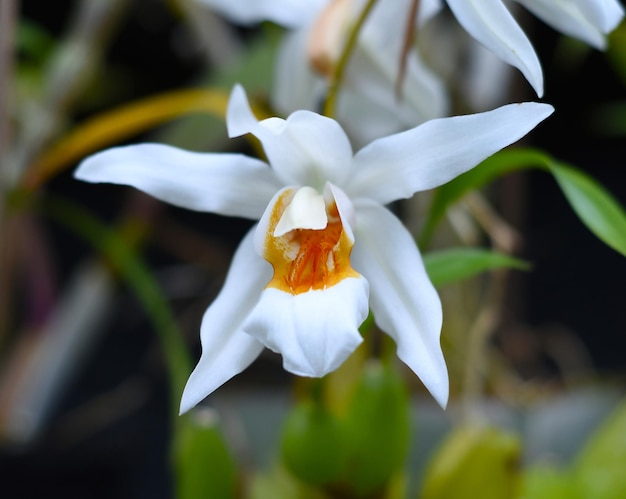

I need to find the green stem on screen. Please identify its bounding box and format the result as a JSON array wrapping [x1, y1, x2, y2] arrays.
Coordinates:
[[323, 0, 379, 118], [42, 195, 192, 420]]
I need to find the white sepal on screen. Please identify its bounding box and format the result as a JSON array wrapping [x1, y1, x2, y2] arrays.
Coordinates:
[[195, 0, 326, 28], [352, 201, 449, 408], [446, 0, 544, 96], [349, 102, 554, 205], [179, 229, 270, 414], [75, 143, 281, 220]]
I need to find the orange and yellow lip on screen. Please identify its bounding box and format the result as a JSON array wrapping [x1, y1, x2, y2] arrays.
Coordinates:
[[261, 186, 360, 295]]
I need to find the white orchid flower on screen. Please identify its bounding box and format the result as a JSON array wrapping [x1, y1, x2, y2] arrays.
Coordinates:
[[445, 0, 624, 97], [197, 0, 448, 146], [75, 85, 553, 414]]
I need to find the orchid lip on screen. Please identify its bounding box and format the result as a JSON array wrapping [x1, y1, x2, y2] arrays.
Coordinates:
[[260, 185, 360, 295]]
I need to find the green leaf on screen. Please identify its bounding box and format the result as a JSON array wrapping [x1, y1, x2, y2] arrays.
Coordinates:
[[574, 400, 626, 499], [343, 361, 410, 496], [520, 466, 579, 499], [607, 23, 626, 87], [418, 148, 549, 248], [419, 426, 521, 499], [249, 465, 328, 499], [423, 248, 530, 287], [548, 162, 626, 257], [418, 147, 626, 259], [174, 411, 237, 499], [18, 20, 56, 64], [280, 400, 349, 486]]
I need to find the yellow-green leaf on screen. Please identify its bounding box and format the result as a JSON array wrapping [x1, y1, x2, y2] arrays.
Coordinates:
[[25, 87, 232, 189], [419, 426, 521, 499], [574, 400, 626, 499]]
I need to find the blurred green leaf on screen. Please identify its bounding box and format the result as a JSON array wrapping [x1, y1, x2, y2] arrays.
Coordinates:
[[419, 148, 626, 259], [174, 410, 237, 499], [249, 465, 329, 499], [281, 400, 349, 486], [423, 248, 530, 287], [607, 22, 626, 86], [549, 162, 626, 257], [520, 466, 579, 499], [343, 361, 410, 497], [18, 20, 56, 64], [419, 148, 548, 247], [419, 425, 521, 499], [574, 400, 626, 499]]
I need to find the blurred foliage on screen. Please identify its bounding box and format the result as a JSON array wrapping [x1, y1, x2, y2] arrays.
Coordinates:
[[420, 425, 521, 499], [174, 410, 238, 499]]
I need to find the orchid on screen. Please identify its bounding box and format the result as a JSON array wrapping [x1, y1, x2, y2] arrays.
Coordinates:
[[445, 0, 624, 97], [74, 85, 553, 414], [197, 0, 449, 146]]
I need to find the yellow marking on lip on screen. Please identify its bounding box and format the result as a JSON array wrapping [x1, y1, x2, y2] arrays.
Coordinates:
[[264, 189, 359, 294]]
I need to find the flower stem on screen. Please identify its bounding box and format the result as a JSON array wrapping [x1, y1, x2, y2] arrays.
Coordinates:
[[323, 0, 379, 118]]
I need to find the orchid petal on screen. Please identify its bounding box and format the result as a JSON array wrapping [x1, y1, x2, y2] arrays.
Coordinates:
[[227, 85, 354, 189], [271, 28, 326, 117], [419, 0, 444, 23], [75, 143, 282, 219], [180, 229, 270, 414], [446, 0, 544, 96], [351, 201, 448, 408], [571, 0, 624, 32], [243, 277, 369, 377], [348, 102, 554, 205], [195, 0, 326, 28], [338, 35, 448, 146], [518, 0, 606, 48]]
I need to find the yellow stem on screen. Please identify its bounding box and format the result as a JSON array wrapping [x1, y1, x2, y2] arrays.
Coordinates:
[[322, 0, 379, 118]]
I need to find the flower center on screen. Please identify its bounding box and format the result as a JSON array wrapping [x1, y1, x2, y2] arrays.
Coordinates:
[[263, 187, 359, 294]]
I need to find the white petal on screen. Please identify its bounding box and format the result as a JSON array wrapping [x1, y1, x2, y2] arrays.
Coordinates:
[[195, 0, 326, 27], [446, 0, 544, 96], [180, 229, 270, 414], [271, 27, 327, 116], [75, 143, 282, 219], [243, 277, 369, 377], [518, 0, 606, 48], [338, 37, 448, 146], [227, 85, 354, 189], [420, 0, 444, 23], [572, 0, 624, 32], [351, 201, 448, 408], [348, 102, 554, 205]]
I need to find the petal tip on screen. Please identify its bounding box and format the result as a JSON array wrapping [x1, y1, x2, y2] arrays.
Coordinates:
[[226, 84, 257, 139]]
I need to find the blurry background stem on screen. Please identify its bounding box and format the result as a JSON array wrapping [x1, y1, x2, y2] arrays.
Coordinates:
[[0, 0, 18, 343], [460, 192, 521, 422], [323, 0, 379, 118], [0, 0, 17, 171]]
